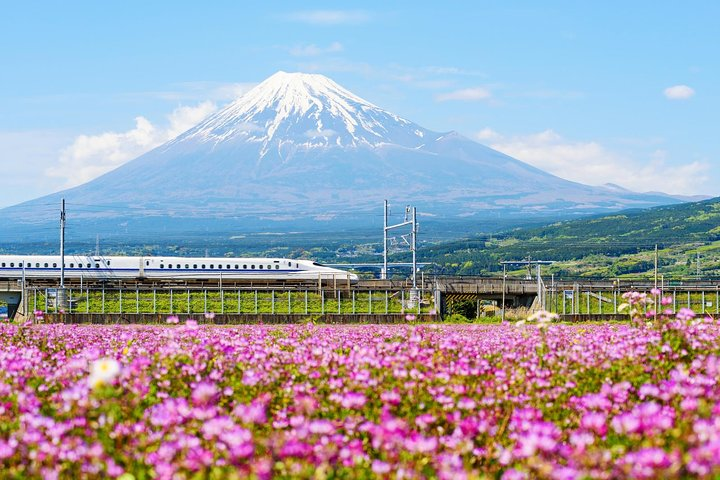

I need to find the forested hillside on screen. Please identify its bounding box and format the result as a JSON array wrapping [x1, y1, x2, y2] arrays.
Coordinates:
[[419, 197, 720, 279]]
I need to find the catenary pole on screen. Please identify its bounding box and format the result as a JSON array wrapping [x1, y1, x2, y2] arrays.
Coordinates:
[[383, 200, 388, 280], [60, 199, 66, 290]]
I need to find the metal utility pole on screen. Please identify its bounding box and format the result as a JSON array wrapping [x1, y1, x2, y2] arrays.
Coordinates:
[[382, 201, 418, 285], [59, 198, 67, 310], [501, 263, 506, 322], [697, 250, 701, 278], [536, 263, 542, 309], [654, 244, 658, 323], [383, 200, 388, 280], [411, 206, 417, 290], [654, 244, 658, 291], [60, 199, 66, 287]]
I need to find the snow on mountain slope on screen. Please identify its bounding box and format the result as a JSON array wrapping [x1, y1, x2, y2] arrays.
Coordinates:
[[170, 71, 430, 153]]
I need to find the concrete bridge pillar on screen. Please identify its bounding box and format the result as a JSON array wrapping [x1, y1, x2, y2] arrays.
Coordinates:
[[0, 291, 22, 320]]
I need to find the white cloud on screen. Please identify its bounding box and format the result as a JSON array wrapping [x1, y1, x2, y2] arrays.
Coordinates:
[[664, 84, 695, 100], [286, 10, 370, 25], [289, 42, 343, 57], [483, 129, 709, 195], [436, 87, 492, 102], [46, 101, 217, 187], [475, 127, 501, 141]]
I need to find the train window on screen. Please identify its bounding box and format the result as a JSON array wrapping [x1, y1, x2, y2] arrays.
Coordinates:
[[226, 264, 230, 269], [168, 264, 172, 269], [185, 264, 189, 269], [54, 263, 58, 268], [70, 263, 74, 268], [160, 264, 164, 269], [267, 265, 271, 270], [243, 264, 247, 269], [10, 263, 14, 267], [176, 264, 180, 269], [275, 265, 279, 270], [19, 262, 23, 267], [86, 263, 90, 268], [95, 264, 99, 268], [44, 263, 48, 268], [259, 265, 263, 269], [36, 263, 40, 268], [234, 265, 239, 269], [251, 265, 255, 269], [1, 263, 4, 267], [210, 264, 214, 269], [201, 264, 206, 269], [146, 261, 150, 266], [107, 261, 111, 266]]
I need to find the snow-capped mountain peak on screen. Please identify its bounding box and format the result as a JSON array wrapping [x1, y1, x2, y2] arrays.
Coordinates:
[[177, 71, 427, 151], [0, 70, 684, 235]]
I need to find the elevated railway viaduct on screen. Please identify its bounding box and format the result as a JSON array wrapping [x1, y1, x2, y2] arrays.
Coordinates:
[[4, 276, 720, 322]]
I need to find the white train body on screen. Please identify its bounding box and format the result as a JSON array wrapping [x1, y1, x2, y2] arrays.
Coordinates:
[[0, 255, 358, 283]]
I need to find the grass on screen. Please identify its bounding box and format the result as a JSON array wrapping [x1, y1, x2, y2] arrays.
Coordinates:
[[29, 288, 436, 316], [545, 290, 720, 315]]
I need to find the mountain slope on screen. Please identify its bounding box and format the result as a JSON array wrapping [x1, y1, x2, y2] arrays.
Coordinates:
[[0, 71, 684, 237], [420, 197, 720, 277]]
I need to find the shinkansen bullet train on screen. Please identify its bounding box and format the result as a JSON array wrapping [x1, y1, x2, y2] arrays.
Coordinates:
[[0, 255, 358, 283]]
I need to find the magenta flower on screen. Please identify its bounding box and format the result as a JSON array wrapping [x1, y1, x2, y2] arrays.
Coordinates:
[[191, 382, 218, 406]]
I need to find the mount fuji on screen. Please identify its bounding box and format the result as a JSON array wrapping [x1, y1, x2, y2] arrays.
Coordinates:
[[2, 71, 682, 241]]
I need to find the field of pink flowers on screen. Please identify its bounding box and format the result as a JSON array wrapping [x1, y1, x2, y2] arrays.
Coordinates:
[[2, 297, 720, 478]]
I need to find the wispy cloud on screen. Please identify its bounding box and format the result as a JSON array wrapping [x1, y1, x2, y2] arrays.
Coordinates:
[[480, 128, 708, 195], [46, 102, 217, 187], [289, 42, 344, 57], [436, 87, 492, 102], [421, 66, 486, 77], [285, 10, 370, 25], [664, 84, 695, 100]]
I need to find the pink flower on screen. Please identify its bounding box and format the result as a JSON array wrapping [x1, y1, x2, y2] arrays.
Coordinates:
[[339, 392, 367, 409], [581, 411, 607, 436], [371, 460, 391, 474], [677, 308, 696, 321], [242, 369, 261, 386]]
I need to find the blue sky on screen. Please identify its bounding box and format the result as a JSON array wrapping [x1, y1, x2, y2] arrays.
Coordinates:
[[0, 1, 717, 207]]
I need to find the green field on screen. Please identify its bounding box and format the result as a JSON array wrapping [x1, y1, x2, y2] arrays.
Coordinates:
[[29, 288, 435, 316]]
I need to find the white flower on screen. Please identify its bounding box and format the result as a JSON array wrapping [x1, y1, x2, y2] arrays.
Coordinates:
[[528, 310, 558, 324], [88, 358, 121, 389]]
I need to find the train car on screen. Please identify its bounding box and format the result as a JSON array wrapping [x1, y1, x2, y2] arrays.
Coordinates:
[[0, 255, 358, 283]]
